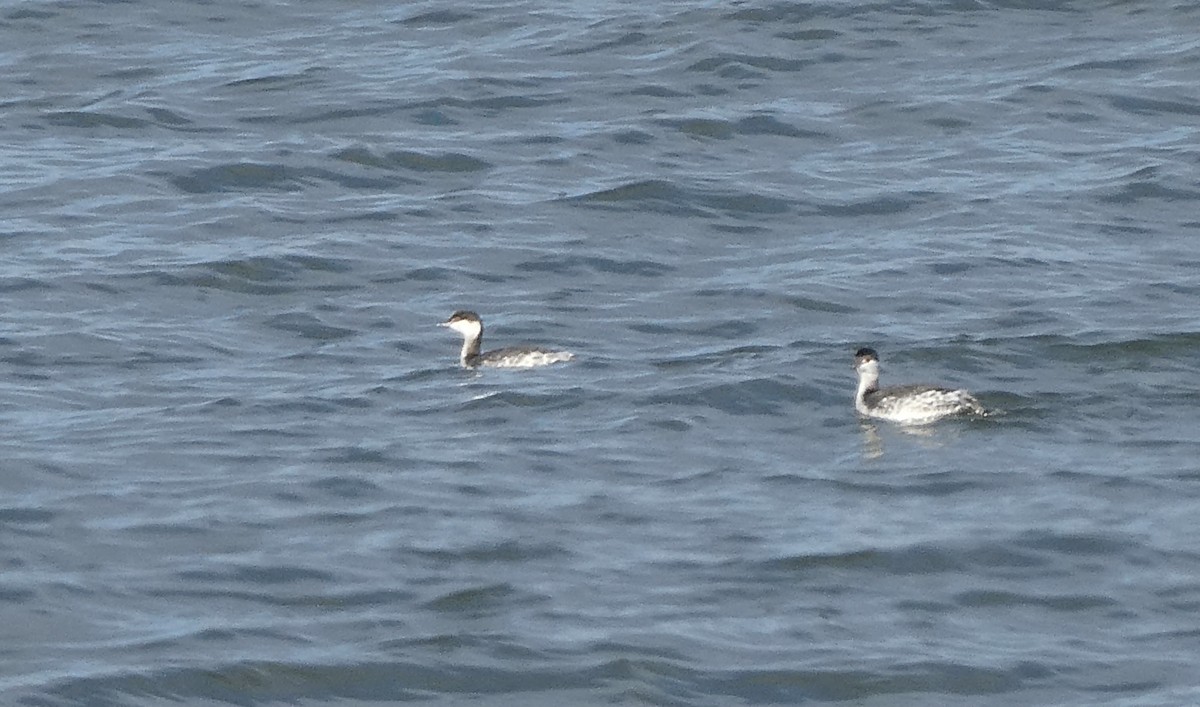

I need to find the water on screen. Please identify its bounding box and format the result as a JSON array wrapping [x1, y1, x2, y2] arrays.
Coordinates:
[[3, 1, 1200, 705]]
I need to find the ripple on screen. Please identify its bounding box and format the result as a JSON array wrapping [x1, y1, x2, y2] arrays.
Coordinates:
[[1014, 530, 1134, 557], [0, 507, 56, 525], [516, 254, 673, 277], [734, 114, 830, 139], [142, 254, 354, 295], [1036, 332, 1200, 362], [624, 84, 690, 98], [332, 146, 492, 173], [645, 378, 812, 416], [694, 287, 856, 314], [15, 652, 1072, 707], [264, 312, 355, 341], [456, 390, 582, 413], [0, 277, 52, 293], [305, 476, 386, 499], [687, 54, 816, 74], [560, 178, 790, 217], [424, 582, 528, 613], [954, 589, 1117, 611], [398, 10, 476, 27], [798, 472, 993, 498], [167, 162, 308, 193], [556, 30, 650, 57], [43, 110, 151, 130], [658, 114, 830, 141], [815, 195, 919, 217], [413, 539, 568, 563], [317, 446, 394, 465], [701, 661, 1053, 702], [4, 7, 58, 20], [1063, 58, 1156, 73], [767, 540, 1046, 577], [176, 564, 337, 585], [1107, 93, 1200, 117], [1098, 180, 1200, 205], [0, 585, 36, 603], [224, 67, 327, 92]]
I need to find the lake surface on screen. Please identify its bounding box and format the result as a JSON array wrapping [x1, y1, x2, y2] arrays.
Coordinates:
[[3, 1, 1200, 705]]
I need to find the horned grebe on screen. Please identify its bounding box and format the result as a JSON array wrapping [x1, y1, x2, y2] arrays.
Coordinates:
[[853, 347, 988, 424], [440, 310, 573, 369]]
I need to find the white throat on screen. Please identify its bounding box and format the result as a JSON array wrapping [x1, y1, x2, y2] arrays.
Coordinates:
[[447, 319, 481, 339], [444, 319, 483, 366], [855, 359, 880, 405]]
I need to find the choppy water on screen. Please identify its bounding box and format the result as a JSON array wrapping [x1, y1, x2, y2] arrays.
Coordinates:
[[3, 1, 1200, 705]]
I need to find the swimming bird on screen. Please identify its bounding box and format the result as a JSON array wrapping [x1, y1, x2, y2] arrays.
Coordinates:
[[440, 310, 573, 369], [853, 347, 988, 424]]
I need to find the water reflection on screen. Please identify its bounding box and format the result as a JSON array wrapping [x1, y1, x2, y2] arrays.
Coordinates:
[[858, 420, 940, 459]]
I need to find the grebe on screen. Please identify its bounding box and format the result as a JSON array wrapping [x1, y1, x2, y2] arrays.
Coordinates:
[[440, 310, 573, 369], [853, 347, 988, 424]]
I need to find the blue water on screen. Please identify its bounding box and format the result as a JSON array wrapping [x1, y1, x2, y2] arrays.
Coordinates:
[[3, 1, 1200, 705]]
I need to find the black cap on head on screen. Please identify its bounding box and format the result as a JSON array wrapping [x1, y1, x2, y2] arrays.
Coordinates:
[[446, 310, 481, 323], [854, 347, 878, 360]]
